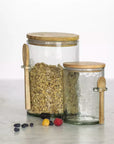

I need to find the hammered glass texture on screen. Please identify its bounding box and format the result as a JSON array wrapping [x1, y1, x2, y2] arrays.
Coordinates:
[[64, 69, 104, 124], [76, 71, 103, 118]]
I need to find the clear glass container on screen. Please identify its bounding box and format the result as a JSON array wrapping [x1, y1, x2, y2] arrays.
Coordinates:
[[63, 62, 105, 124], [25, 32, 79, 117]]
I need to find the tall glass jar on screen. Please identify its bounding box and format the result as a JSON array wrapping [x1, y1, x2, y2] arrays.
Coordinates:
[[24, 32, 79, 117], [63, 62, 105, 124]]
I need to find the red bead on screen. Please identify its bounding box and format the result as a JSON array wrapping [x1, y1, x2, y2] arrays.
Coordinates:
[[54, 118, 63, 126]]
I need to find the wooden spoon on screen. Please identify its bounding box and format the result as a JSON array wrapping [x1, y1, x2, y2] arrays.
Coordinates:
[[22, 44, 31, 110], [97, 77, 106, 124]]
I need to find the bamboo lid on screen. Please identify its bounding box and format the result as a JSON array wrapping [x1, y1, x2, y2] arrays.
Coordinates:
[[63, 62, 105, 69], [27, 32, 79, 41]]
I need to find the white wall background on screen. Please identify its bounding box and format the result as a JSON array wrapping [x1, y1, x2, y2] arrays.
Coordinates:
[[0, 0, 113, 79]]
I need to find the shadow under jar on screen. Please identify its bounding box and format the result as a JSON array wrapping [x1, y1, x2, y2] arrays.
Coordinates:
[[26, 32, 79, 117], [63, 62, 105, 124]]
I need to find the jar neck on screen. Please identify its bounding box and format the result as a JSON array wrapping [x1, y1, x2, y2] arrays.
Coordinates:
[[27, 39, 78, 47], [64, 67, 104, 72]]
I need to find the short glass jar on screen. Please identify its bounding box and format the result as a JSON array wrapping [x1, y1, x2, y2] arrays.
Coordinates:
[[63, 62, 106, 124], [23, 32, 79, 117]]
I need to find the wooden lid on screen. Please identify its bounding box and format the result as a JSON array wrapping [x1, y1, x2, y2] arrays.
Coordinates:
[[63, 62, 105, 69], [27, 32, 79, 41]]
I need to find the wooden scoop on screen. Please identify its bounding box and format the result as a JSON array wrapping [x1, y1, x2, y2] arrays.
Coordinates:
[[97, 77, 106, 124], [22, 44, 31, 110]]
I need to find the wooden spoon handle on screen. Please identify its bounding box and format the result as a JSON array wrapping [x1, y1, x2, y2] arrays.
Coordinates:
[[97, 77, 106, 124], [22, 44, 31, 110], [99, 92, 104, 124], [24, 68, 31, 110]]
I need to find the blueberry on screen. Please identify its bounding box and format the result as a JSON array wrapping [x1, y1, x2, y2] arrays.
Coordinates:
[[21, 123, 28, 128], [49, 121, 54, 126], [14, 123, 20, 127], [25, 124, 29, 127], [30, 123, 34, 127], [40, 113, 50, 119], [14, 127, 20, 132]]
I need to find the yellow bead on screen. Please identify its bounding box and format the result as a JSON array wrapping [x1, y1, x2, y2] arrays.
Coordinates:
[[42, 119, 50, 126]]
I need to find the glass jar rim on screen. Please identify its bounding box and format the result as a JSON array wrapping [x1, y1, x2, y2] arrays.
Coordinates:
[[27, 39, 78, 47], [64, 67, 104, 72]]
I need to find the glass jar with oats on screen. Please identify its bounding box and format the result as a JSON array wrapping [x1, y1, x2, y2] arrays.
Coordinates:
[[22, 32, 79, 117]]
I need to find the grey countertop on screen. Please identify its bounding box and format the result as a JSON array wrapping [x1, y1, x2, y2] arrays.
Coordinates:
[[0, 79, 114, 144]]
